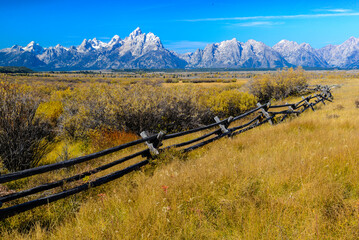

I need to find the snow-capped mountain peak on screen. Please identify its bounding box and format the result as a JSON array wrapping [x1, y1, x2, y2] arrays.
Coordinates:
[[146, 32, 160, 42], [108, 35, 121, 47], [89, 38, 107, 49], [299, 43, 313, 50], [278, 39, 290, 44], [54, 44, 65, 49], [77, 39, 94, 52], [111, 34, 120, 41], [10, 45, 24, 52], [119, 29, 164, 57], [317, 36, 359, 68], [274, 40, 300, 50], [246, 39, 261, 45], [342, 36, 359, 48], [23, 41, 44, 54], [24, 41, 36, 49], [274, 40, 328, 68], [129, 27, 143, 39], [347, 36, 359, 43]]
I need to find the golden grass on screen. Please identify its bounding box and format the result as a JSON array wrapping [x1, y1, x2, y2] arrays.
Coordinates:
[[2, 77, 359, 239], [162, 79, 248, 89]]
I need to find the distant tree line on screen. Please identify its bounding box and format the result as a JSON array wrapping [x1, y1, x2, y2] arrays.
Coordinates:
[[0, 66, 34, 73]]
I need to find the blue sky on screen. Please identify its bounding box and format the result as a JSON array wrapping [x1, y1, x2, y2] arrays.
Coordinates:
[[1, 0, 359, 53]]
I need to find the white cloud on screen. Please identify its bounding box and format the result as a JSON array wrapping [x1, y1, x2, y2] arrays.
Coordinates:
[[233, 21, 284, 27], [315, 8, 352, 13], [182, 12, 359, 22], [327, 9, 352, 13]]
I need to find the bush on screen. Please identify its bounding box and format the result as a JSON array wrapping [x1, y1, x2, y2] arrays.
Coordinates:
[[52, 83, 261, 139], [36, 101, 63, 126], [248, 67, 308, 102], [54, 84, 213, 138], [0, 83, 55, 172], [110, 84, 213, 134], [207, 90, 257, 118]]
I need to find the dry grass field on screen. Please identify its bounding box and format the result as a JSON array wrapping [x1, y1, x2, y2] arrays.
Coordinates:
[[1, 70, 359, 239]]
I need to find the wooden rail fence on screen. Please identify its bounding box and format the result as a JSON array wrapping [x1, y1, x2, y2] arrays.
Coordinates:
[[0, 85, 334, 220]]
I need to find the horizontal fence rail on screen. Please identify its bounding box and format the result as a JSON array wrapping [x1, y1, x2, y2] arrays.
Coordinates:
[[0, 85, 335, 220], [0, 136, 156, 184]]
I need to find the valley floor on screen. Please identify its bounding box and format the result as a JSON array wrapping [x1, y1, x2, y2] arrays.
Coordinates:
[[2, 77, 359, 239]]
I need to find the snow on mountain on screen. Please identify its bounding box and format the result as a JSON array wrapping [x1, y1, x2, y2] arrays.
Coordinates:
[[108, 35, 122, 49], [273, 40, 328, 68], [38, 44, 69, 64], [201, 38, 242, 67], [1, 29, 359, 70], [89, 38, 108, 50], [318, 37, 359, 68], [23, 41, 44, 54], [30, 27, 184, 70], [77, 39, 95, 53], [0, 41, 45, 68], [0, 45, 23, 53], [180, 49, 204, 67], [241, 39, 289, 68], [119, 28, 163, 57], [184, 38, 289, 68], [317, 44, 335, 62]]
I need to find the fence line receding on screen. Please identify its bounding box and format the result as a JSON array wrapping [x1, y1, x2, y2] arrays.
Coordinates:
[[0, 85, 335, 220]]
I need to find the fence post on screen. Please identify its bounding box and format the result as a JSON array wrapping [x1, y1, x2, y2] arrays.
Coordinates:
[[316, 95, 325, 105], [327, 87, 334, 99], [302, 96, 315, 111], [140, 131, 165, 156], [287, 103, 294, 113], [287, 102, 298, 117], [257, 102, 273, 125], [323, 87, 333, 100], [214, 116, 233, 134]]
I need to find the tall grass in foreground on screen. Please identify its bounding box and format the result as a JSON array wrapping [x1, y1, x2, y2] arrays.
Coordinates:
[[1, 77, 359, 239]]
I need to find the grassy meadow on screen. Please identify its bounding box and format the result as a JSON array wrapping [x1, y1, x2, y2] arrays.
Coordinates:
[[1, 69, 359, 239]]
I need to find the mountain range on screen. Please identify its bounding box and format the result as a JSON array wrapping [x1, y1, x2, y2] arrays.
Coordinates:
[[1, 27, 359, 70]]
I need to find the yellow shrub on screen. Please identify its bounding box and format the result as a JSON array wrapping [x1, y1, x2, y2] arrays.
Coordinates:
[[50, 88, 76, 102], [207, 90, 257, 117], [36, 101, 63, 125], [248, 67, 308, 102]]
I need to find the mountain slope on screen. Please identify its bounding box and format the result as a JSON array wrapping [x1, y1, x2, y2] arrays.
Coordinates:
[[1, 29, 359, 70], [183, 38, 290, 68], [318, 37, 359, 68], [0, 28, 184, 70], [273, 40, 329, 68]]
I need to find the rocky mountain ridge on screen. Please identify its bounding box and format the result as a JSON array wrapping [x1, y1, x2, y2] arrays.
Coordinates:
[[0, 28, 358, 70]]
